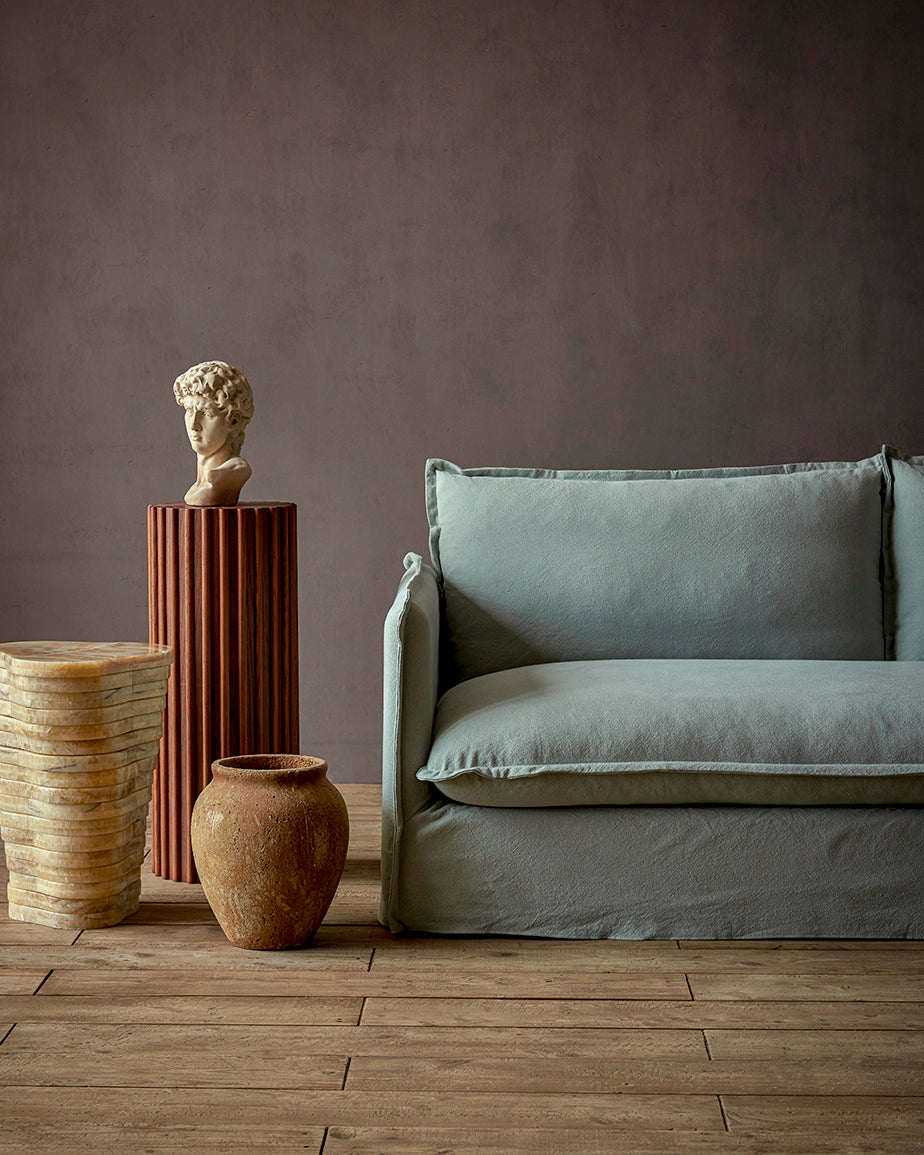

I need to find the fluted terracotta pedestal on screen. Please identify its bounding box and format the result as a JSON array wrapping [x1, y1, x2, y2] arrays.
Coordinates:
[[147, 503, 298, 882], [0, 641, 172, 928]]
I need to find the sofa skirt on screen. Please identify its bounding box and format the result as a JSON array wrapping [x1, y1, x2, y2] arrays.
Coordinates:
[[381, 798, 923, 939]]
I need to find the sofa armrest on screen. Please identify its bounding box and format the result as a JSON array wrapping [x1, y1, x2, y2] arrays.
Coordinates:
[[380, 552, 441, 930]]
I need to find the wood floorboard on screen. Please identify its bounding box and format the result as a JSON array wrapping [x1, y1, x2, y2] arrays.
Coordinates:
[[721, 1094, 924, 1132], [361, 995, 924, 1029], [689, 973, 924, 1001], [1, 1021, 709, 1059], [36, 967, 693, 998], [0, 1048, 348, 1089], [0, 1134, 325, 1155], [706, 1028, 924, 1059], [0, 924, 79, 945], [345, 1055, 924, 1095], [72, 922, 392, 947], [678, 938, 924, 950], [1, 1125, 921, 1155], [321, 1124, 924, 1153], [0, 994, 363, 1024], [0, 1086, 727, 1132], [0, 782, 921, 1154], [117, 901, 221, 925], [4, 946, 375, 971], [0, 972, 48, 996], [370, 941, 924, 972]]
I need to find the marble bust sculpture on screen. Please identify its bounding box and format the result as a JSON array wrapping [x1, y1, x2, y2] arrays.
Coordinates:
[[174, 361, 255, 506]]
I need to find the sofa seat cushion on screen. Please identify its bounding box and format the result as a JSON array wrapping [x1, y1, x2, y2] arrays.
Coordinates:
[[418, 659, 924, 806]]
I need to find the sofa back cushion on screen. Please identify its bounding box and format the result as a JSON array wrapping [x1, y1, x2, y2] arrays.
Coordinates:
[[888, 449, 924, 660], [427, 456, 887, 683]]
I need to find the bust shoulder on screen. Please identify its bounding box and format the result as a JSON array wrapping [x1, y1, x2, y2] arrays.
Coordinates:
[[184, 457, 252, 507]]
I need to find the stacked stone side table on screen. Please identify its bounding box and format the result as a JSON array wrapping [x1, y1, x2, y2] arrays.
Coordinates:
[[0, 641, 172, 929], [147, 502, 298, 882]]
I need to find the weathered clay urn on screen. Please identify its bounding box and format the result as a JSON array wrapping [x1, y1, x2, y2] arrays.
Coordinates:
[[190, 754, 349, 950]]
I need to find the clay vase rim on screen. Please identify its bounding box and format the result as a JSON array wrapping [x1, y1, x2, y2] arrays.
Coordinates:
[[210, 753, 328, 784]]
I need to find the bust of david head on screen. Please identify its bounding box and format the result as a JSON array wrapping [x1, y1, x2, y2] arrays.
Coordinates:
[[174, 361, 255, 507]]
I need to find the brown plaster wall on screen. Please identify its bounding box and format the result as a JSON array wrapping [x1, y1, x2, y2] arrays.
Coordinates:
[[2, 0, 922, 780]]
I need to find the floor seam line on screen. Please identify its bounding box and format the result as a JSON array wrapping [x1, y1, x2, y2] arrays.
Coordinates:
[[31, 971, 54, 996]]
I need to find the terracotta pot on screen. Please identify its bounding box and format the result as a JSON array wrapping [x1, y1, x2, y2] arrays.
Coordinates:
[[190, 754, 349, 950]]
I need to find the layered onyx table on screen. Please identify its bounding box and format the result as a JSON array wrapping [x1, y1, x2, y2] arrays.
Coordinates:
[[0, 641, 172, 927]]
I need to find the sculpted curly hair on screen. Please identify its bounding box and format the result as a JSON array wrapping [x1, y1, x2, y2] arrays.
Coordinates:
[[174, 361, 255, 455]]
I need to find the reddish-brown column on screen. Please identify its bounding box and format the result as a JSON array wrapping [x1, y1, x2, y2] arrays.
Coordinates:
[[147, 503, 298, 882]]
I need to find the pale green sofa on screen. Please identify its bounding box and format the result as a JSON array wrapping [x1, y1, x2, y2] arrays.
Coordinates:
[[381, 448, 924, 938]]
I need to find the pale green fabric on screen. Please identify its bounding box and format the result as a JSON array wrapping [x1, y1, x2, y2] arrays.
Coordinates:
[[389, 799, 924, 938], [427, 457, 887, 682], [380, 548, 923, 939], [888, 451, 924, 660], [419, 659, 924, 806], [380, 456, 921, 940], [380, 553, 441, 929]]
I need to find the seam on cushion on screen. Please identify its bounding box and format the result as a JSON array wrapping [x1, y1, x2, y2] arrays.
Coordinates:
[[425, 459, 461, 577], [418, 760, 924, 780], [436, 456, 882, 483], [881, 446, 898, 660]]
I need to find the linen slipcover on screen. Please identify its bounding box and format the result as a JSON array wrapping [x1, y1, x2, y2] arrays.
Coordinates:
[[390, 799, 924, 939], [427, 456, 887, 683], [888, 448, 924, 660], [381, 446, 924, 939], [420, 658, 924, 806]]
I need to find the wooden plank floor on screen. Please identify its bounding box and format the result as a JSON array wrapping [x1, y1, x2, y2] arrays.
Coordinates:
[[0, 783, 922, 1153]]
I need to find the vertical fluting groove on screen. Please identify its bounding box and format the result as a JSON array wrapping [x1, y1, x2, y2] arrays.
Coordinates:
[[167, 507, 181, 878], [271, 507, 283, 753], [149, 504, 298, 881], [147, 508, 156, 645], [218, 509, 231, 760], [279, 505, 290, 750], [254, 507, 268, 753], [169, 507, 182, 879], [158, 505, 168, 873], [157, 505, 168, 871], [263, 506, 274, 753], [180, 508, 196, 882], [283, 504, 295, 751], [284, 506, 293, 749], [197, 510, 211, 806], [279, 505, 290, 751], [289, 504, 300, 752], [156, 505, 167, 877], [147, 507, 161, 874], [237, 510, 253, 755], [225, 510, 236, 753]]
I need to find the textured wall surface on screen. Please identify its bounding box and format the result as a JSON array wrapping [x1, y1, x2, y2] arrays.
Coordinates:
[[2, 0, 923, 780]]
